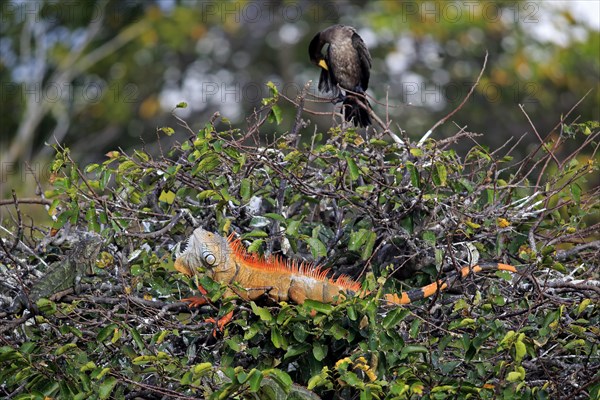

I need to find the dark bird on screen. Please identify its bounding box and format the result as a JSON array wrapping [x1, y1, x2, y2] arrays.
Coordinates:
[[309, 25, 373, 127]]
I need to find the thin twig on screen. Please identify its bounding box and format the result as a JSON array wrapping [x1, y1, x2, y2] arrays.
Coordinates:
[[8, 190, 23, 253], [519, 104, 560, 168], [0, 197, 53, 206], [119, 210, 184, 238], [418, 50, 489, 145]]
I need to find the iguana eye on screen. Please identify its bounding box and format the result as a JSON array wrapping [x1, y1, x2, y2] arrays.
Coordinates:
[[203, 251, 217, 266]]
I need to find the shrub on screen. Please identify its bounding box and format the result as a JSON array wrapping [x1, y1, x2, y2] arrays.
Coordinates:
[[1, 88, 598, 399]]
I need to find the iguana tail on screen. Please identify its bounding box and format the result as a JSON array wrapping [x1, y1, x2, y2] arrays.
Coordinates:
[[383, 263, 516, 305]]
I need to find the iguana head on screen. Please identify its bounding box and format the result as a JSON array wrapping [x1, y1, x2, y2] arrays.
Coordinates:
[[174, 228, 230, 277]]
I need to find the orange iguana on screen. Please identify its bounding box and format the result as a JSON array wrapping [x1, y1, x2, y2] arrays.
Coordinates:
[[174, 228, 516, 328]]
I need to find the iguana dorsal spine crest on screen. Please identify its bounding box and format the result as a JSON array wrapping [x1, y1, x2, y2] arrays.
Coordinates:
[[174, 228, 516, 306]]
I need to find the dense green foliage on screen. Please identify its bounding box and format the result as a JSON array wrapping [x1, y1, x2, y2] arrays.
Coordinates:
[[1, 86, 599, 399]]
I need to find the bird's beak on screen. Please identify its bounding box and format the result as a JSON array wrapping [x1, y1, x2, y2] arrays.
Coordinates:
[[318, 59, 329, 71]]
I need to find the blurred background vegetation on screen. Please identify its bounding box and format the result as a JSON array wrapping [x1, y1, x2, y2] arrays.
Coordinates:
[[1, 0, 599, 216]]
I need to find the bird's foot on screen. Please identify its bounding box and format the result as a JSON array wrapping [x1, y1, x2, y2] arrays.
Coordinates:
[[332, 93, 345, 104]]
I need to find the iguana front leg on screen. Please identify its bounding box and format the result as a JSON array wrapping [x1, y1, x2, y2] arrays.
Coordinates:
[[182, 284, 233, 335], [184, 284, 280, 334], [205, 311, 234, 334], [181, 284, 210, 308]]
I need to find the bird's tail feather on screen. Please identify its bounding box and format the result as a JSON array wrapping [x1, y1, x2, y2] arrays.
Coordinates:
[[342, 95, 371, 127]]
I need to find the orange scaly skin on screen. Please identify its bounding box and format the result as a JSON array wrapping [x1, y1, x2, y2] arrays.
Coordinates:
[[174, 229, 362, 306], [174, 228, 517, 322]]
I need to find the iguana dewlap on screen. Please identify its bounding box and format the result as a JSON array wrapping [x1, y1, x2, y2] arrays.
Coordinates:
[[174, 228, 516, 306]]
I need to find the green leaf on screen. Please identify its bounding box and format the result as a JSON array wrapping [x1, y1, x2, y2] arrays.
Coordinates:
[[160, 126, 175, 136], [452, 318, 476, 329], [433, 164, 447, 186], [506, 366, 525, 382], [129, 327, 145, 351], [264, 213, 285, 222], [225, 339, 241, 352], [307, 368, 330, 390], [85, 163, 100, 173], [550, 262, 567, 273], [422, 231, 436, 246], [306, 237, 327, 258], [193, 362, 213, 376], [0, 347, 21, 362], [55, 343, 77, 356], [266, 81, 279, 96], [221, 188, 233, 202], [439, 361, 461, 375], [400, 345, 428, 359], [132, 355, 157, 365], [577, 299, 592, 316], [514, 340, 526, 362], [97, 324, 119, 343], [180, 371, 193, 385], [251, 302, 272, 322], [312, 343, 327, 361], [249, 216, 270, 228], [271, 326, 287, 349], [284, 344, 310, 359], [269, 105, 282, 125], [264, 369, 292, 391], [409, 318, 421, 339], [348, 229, 368, 252], [563, 339, 586, 350], [406, 162, 419, 187], [356, 184, 375, 195], [248, 369, 264, 392], [346, 156, 360, 181], [303, 300, 333, 315], [194, 154, 220, 174], [79, 361, 97, 372], [292, 324, 308, 341], [92, 367, 111, 380], [21, 342, 37, 354], [223, 366, 237, 381], [570, 183, 581, 204], [197, 189, 218, 200], [155, 330, 168, 344], [240, 178, 252, 201], [243, 230, 269, 239], [360, 230, 376, 260], [285, 219, 301, 236], [85, 206, 100, 232], [383, 308, 409, 329], [98, 376, 118, 400], [459, 178, 473, 193], [348, 229, 376, 260], [329, 323, 349, 340], [346, 305, 357, 321], [369, 138, 388, 146], [158, 190, 176, 204], [53, 209, 73, 230], [110, 329, 123, 344], [247, 239, 264, 253], [410, 148, 423, 156]]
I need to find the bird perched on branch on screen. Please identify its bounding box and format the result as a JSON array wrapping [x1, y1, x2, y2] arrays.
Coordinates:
[[309, 24, 373, 127]]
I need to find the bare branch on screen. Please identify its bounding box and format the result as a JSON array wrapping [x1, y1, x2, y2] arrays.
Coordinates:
[[418, 51, 488, 145]]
